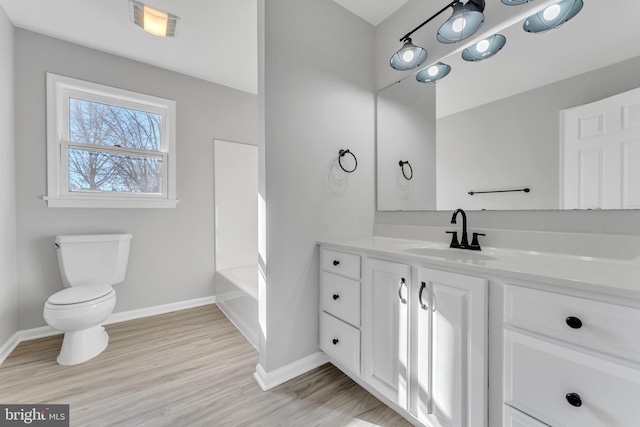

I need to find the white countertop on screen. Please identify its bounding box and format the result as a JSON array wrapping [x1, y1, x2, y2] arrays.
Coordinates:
[[319, 236, 640, 298]]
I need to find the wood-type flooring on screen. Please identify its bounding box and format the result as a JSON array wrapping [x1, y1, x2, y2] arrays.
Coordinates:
[[0, 304, 410, 427]]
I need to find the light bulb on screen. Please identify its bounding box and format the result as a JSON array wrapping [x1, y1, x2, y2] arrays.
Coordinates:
[[402, 50, 415, 63], [452, 17, 467, 33], [543, 4, 561, 21], [476, 39, 490, 53], [428, 66, 439, 77]]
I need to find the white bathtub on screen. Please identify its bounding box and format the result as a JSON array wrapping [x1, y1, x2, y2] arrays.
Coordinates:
[[215, 265, 258, 349]]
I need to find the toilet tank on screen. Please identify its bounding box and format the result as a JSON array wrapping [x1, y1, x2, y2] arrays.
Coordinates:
[[55, 233, 133, 287]]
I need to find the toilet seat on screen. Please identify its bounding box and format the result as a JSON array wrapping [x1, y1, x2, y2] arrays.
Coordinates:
[[46, 285, 115, 309]]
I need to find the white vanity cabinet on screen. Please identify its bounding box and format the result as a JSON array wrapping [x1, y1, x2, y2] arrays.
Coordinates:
[[504, 283, 640, 427], [318, 235, 640, 427], [320, 245, 488, 427]]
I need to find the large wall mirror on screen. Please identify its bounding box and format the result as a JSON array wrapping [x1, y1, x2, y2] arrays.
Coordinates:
[[377, 0, 640, 211]]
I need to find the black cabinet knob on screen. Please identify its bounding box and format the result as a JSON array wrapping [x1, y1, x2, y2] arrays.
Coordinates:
[[566, 316, 583, 329], [332, 294, 340, 300], [333, 260, 340, 266], [566, 392, 582, 407], [332, 338, 339, 345]]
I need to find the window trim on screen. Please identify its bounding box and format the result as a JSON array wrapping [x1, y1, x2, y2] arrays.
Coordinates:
[[45, 73, 178, 208]]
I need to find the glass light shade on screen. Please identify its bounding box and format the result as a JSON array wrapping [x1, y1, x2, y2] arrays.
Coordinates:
[[143, 5, 169, 37], [501, 0, 532, 5], [523, 0, 583, 33], [390, 38, 428, 71], [462, 34, 507, 61], [416, 62, 451, 83], [437, 2, 485, 44]]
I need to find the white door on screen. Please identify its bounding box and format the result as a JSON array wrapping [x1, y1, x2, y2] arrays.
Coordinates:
[[412, 267, 488, 427], [362, 258, 410, 409], [562, 87, 640, 209]]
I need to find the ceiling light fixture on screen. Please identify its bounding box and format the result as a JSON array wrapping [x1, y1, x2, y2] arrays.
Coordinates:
[[390, 38, 428, 71], [416, 62, 452, 83], [461, 34, 507, 61], [130, 1, 179, 37], [389, 0, 485, 71], [437, 0, 486, 44], [523, 0, 583, 33]]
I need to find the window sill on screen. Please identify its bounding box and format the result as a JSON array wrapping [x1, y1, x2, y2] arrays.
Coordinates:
[[43, 196, 179, 209]]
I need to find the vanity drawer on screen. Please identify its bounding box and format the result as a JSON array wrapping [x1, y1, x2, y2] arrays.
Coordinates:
[[503, 405, 549, 427], [505, 284, 640, 361], [505, 330, 640, 427], [322, 249, 361, 280], [321, 272, 360, 327], [320, 312, 360, 374]]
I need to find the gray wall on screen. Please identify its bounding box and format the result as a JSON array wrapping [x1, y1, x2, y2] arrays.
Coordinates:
[[259, 0, 375, 372], [377, 79, 437, 211], [0, 5, 17, 346], [15, 30, 258, 330]]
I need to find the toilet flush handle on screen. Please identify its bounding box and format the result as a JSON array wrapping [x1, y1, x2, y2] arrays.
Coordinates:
[[54, 243, 60, 249]]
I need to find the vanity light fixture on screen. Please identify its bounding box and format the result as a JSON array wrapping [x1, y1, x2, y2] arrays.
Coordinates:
[[523, 0, 583, 33], [437, 0, 486, 44], [130, 1, 179, 37], [389, 0, 485, 71], [390, 38, 428, 71], [461, 34, 507, 61], [416, 62, 451, 84]]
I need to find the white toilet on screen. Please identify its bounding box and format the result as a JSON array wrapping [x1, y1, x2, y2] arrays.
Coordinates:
[[43, 233, 132, 365]]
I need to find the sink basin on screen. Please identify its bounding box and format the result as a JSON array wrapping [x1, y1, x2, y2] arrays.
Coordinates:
[[402, 246, 497, 261]]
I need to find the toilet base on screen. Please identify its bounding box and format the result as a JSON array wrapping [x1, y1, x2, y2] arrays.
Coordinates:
[[57, 325, 109, 365]]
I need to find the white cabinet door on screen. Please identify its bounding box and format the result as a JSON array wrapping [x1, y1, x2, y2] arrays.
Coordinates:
[[412, 267, 488, 427], [362, 258, 411, 409]]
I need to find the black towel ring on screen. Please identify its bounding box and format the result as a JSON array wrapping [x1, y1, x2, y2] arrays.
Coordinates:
[[399, 160, 413, 180], [338, 149, 358, 173]]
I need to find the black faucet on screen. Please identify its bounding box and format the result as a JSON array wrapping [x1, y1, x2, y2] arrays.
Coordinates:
[[447, 208, 485, 250]]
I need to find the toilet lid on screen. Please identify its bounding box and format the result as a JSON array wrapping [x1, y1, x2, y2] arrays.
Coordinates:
[[48, 285, 113, 305]]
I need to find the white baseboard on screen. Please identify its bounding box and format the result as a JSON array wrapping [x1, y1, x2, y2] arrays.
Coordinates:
[[105, 295, 216, 325], [0, 295, 216, 365], [0, 325, 62, 365], [0, 333, 20, 366], [216, 300, 258, 350], [254, 351, 330, 391]]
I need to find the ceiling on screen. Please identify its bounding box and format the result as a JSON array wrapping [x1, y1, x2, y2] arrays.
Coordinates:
[[0, 0, 258, 94], [1, 0, 636, 115], [0, 0, 403, 96], [332, 0, 409, 26]]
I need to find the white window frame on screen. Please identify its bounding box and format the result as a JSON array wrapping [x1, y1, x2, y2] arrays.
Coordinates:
[[45, 73, 178, 208]]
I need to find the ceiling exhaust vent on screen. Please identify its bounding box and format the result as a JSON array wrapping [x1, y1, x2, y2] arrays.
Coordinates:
[[130, 1, 178, 37]]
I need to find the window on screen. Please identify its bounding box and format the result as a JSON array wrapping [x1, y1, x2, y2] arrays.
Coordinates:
[[45, 73, 177, 208]]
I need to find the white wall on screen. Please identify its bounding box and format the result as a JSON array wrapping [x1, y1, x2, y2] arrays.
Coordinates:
[[259, 0, 375, 373], [214, 140, 258, 271], [14, 30, 258, 330], [0, 5, 17, 346]]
